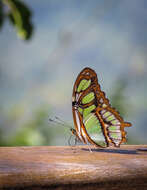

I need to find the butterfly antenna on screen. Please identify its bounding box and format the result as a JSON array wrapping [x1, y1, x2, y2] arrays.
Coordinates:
[[49, 117, 73, 130], [54, 116, 73, 128], [49, 117, 66, 127]]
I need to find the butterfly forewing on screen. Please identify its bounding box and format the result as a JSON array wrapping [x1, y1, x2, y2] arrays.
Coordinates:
[[72, 67, 132, 148], [72, 68, 97, 144]]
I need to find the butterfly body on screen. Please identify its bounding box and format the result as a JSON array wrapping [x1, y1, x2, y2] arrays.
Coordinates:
[[72, 67, 132, 148]]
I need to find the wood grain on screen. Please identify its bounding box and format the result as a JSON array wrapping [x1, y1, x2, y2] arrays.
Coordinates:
[[0, 145, 147, 190]]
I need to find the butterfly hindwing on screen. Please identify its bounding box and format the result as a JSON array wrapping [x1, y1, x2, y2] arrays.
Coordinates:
[[83, 112, 108, 147]]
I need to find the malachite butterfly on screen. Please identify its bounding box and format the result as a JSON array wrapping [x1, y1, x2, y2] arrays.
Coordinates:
[[72, 67, 132, 148]]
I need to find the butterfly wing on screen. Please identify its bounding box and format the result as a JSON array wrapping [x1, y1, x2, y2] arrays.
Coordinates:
[[72, 67, 132, 148], [72, 67, 108, 147]]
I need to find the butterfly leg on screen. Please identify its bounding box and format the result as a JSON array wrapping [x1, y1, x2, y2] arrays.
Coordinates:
[[68, 134, 78, 147], [68, 134, 73, 146], [87, 144, 93, 153], [74, 136, 78, 146]]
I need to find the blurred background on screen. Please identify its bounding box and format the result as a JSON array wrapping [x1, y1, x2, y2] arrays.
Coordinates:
[[0, 0, 146, 146]]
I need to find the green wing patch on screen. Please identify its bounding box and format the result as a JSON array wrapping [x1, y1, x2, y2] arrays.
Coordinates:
[[83, 104, 96, 118], [82, 92, 95, 104], [77, 79, 91, 92]]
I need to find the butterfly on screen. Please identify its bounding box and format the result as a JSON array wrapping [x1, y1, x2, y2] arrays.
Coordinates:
[[72, 67, 132, 148]]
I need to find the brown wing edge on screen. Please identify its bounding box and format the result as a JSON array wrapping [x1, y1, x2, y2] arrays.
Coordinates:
[[72, 67, 98, 97]]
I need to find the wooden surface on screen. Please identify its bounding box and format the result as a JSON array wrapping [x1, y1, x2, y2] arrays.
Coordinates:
[[0, 145, 147, 190]]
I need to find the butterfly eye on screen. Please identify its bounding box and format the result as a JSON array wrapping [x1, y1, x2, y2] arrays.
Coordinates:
[[72, 101, 77, 106]]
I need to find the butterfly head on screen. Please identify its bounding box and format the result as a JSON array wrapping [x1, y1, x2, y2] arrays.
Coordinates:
[[72, 96, 79, 110]]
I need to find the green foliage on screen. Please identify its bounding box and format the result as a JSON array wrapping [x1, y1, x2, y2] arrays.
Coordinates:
[[0, 2, 4, 29], [0, 129, 6, 146], [10, 127, 46, 146], [1, 0, 33, 40], [110, 78, 129, 116], [0, 103, 53, 146]]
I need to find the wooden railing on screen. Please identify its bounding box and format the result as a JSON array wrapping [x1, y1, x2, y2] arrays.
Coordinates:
[[0, 145, 147, 190]]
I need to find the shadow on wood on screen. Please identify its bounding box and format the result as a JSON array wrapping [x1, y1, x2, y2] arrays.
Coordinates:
[[0, 145, 147, 190]]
